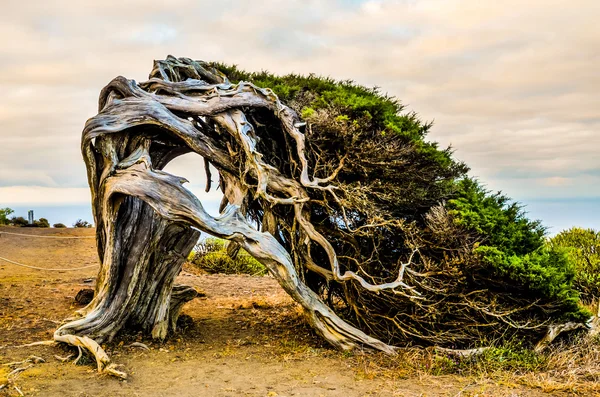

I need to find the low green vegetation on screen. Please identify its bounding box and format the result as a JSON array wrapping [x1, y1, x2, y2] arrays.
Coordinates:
[[10, 216, 29, 226], [346, 336, 600, 393], [189, 237, 267, 276], [1, 210, 51, 228], [0, 207, 71, 228], [423, 345, 546, 376], [33, 217, 50, 228], [448, 178, 589, 321], [550, 227, 600, 302]]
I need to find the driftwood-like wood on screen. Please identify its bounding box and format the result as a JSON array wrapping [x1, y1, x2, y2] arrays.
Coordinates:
[[55, 56, 405, 377]]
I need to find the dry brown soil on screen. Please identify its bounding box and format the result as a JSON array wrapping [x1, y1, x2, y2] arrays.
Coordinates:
[[0, 227, 564, 396]]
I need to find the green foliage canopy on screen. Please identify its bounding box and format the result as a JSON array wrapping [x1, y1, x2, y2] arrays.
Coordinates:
[[209, 64, 590, 345], [448, 179, 587, 321], [215, 64, 468, 221]]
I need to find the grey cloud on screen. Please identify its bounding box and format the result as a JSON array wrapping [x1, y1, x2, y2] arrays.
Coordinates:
[[0, 0, 598, 218]]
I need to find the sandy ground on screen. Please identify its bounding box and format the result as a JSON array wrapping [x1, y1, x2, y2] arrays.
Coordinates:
[[0, 227, 558, 396]]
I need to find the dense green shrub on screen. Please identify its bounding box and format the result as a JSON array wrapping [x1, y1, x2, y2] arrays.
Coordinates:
[[189, 238, 267, 276], [449, 178, 546, 256], [9, 216, 51, 228], [34, 218, 50, 228], [448, 178, 588, 321], [218, 65, 432, 141], [206, 63, 589, 346], [10, 216, 28, 227], [53, 223, 67, 228], [550, 227, 600, 302]]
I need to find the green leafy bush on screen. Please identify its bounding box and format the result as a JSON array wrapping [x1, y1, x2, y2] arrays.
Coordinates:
[[34, 218, 50, 228], [449, 178, 545, 256], [207, 63, 589, 346], [0, 208, 14, 225], [550, 227, 600, 302], [189, 238, 267, 276], [53, 223, 67, 228], [10, 216, 28, 227], [448, 178, 589, 321]]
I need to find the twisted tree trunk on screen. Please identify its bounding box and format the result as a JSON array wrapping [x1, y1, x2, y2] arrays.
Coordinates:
[[56, 57, 399, 377], [53, 56, 584, 378]]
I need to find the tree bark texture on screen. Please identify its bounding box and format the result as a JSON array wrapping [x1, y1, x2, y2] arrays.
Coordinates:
[[56, 56, 401, 376]]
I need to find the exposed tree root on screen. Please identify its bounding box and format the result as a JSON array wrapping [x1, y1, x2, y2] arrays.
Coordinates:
[[53, 332, 127, 379], [433, 346, 492, 358], [534, 322, 589, 353], [54, 354, 74, 362], [2, 340, 127, 379], [2, 356, 45, 367], [0, 340, 55, 350], [128, 342, 150, 351]]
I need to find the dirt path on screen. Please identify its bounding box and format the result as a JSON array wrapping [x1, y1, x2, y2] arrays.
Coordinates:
[[0, 227, 554, 396]]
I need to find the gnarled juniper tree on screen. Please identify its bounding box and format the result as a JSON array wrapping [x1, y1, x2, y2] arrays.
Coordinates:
[[55, 56, 589, 377]]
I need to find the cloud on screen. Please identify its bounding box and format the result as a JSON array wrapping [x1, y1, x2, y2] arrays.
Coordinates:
[[0, 169, 58, 187], [540, 177, 572, 187], [0, 187, 92, 205], [126, 23, 179, 45], [0, 0, 598, 229]]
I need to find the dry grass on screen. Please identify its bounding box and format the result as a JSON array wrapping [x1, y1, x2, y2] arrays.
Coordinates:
[[234, 297, 600, 395], [323, 334, 600, 395], [517, 335, 600, 394]]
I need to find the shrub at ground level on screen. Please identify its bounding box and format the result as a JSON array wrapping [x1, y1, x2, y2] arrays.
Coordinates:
[[5, 215, 51, 227], [34, 218, 50, 228], [9, 216, 28, 226], [189, 238, 267, 276]]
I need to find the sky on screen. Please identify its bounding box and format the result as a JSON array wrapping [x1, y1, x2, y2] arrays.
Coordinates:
[[0, 0, 598, 233]]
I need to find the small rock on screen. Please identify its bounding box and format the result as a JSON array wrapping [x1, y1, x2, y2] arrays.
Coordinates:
[[75, 288, 94, 305]]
